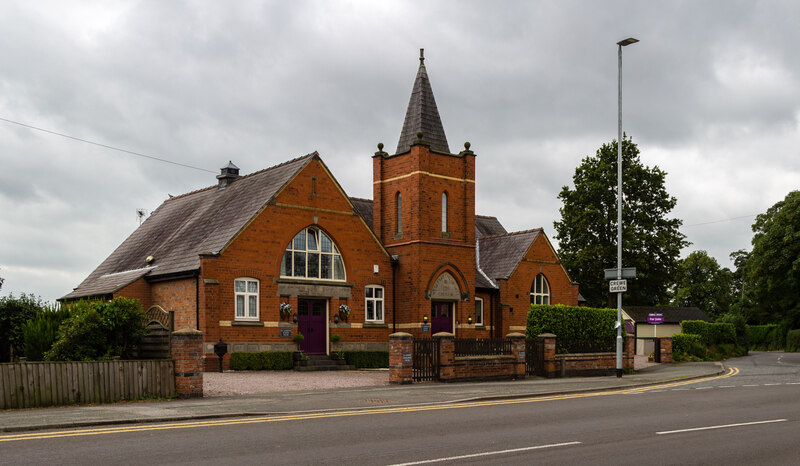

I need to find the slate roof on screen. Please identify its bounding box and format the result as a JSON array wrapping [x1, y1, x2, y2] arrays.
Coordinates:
[[624, 306, 713, 324], [478, 229, 542, 281], [475, 215, 507, 238], [350, 197, 374, 231], [64, 153, 316, 300], [395, 51, 450, 154]]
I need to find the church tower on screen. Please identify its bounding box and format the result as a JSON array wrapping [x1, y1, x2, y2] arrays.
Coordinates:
[[373, 49, 476, 335]]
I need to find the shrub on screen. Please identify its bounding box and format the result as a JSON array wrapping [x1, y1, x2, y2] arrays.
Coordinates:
[[343, 351, 389, 368], [0, 294, 49, 361], [786, 329, 800, 352], [229, 352, 293, 371], [673, 333, 704, 360], [717, 312, 749, 349], [681, 321, 736, 346], [747, 324, 786, 351], [526, 304, 617, 341], [46, 298, 148, 361], [21, 305, 71, 361]]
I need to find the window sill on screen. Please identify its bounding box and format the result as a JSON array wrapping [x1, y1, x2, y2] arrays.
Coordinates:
[[232, 320, 263, 327], [275, 277, 354, 287], [475, 325, 487, 330], [441, 232, 451, 239], [363, 322, 388, 328]]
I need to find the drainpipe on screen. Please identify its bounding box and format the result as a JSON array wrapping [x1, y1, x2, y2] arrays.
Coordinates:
[[391, 255, 399, 333], [195, 273, 200, 331]]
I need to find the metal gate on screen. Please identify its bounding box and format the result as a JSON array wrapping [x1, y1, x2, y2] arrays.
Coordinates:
[[525, 337, 545, 376], [653, 338, 662, 363], [413, 338, 440, 382], [135, 306, 174, 359]]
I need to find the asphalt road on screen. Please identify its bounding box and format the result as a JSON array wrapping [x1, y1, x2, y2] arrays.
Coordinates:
[[2, 353, 798, 465]]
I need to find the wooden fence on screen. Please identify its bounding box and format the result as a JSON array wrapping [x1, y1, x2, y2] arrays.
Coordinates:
[[0, 360, 175, 409]]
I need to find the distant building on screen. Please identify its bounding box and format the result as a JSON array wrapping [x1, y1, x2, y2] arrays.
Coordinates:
[[623, 306, 712, 355], [64, 51, 580, 370]]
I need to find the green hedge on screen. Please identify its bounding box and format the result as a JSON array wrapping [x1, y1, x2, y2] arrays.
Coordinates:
[[229, 352, 294, 371], [681, 321, 736, 346], [673, 334, 705, 360], [747, 324, 786, 351], [343, 351, 388, 368], [526, 304, 617, 340], [786, 329, 800, 352]]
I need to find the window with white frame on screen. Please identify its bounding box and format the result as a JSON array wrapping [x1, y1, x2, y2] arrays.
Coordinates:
[[441, 192, 448, 232], [280, 227, 345, 280], [234, 278, 259, 320], [365, 285, 384, 322], [475, 297, 484, 326], [530, 273, 550, 305]]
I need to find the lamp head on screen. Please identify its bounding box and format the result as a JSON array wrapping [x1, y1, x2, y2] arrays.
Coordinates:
[[617, 37, 639, 47]]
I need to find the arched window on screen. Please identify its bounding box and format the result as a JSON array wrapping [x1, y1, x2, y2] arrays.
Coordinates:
[[280, 227, 345, 280], [530, 274, 550, 305], [441, 192, 448, 232], [396, 192, 402, 234]]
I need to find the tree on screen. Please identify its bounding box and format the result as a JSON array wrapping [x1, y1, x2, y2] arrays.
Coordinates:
[[554, 135, 688, 307], [671, 250, 733, 319], [0, 294, 47, 362], [744, 191, 800, 327]]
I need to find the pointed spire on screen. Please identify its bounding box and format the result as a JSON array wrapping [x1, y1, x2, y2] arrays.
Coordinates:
[[395, 48, 450, 154]]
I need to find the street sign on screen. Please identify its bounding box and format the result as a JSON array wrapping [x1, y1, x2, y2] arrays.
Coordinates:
[[605, 267, 637, 279], [647, 312, 664, 324], [609, 279, 627, 293]]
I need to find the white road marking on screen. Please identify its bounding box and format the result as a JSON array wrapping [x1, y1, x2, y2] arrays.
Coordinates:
[[788, 382, 800, 385], [387, 441, 582, 465], [695, 387, 712, 390], [657, 419, 787, 435], [718, 385, 736, 388], [742, 384, 759, 387], [763, 383, 780, 386]]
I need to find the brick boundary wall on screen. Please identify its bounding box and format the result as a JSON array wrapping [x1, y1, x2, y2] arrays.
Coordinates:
[[390, 332, 526, 383], [555, 335, 636, 377], [171, 329, 204, 398], [389, 332, 413, 384], [658, 337, 673, 363]]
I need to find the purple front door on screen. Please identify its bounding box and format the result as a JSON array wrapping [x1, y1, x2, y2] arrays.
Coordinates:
[[298, 299, 327, 354], [431, 302, 453, 334]]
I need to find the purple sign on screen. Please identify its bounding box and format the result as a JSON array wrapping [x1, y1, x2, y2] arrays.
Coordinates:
[[647, 312, 665, 324]]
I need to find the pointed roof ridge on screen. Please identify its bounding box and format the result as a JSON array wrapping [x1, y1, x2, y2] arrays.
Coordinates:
[[395, 48, 450, 154], [166, 152, 317, 202], [478, 227, 543, 241]]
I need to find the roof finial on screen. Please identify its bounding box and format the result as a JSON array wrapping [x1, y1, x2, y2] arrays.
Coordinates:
[[419, 48, 424, 64]]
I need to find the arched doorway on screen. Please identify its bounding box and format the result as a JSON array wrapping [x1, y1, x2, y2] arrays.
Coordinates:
[[429, 272, 461, 334]]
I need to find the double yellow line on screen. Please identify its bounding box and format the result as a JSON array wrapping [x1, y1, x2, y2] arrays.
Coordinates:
[[0, 367, 737, 443]]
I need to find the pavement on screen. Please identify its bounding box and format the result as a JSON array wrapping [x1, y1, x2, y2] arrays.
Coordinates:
[[0, 361, 724, 433]]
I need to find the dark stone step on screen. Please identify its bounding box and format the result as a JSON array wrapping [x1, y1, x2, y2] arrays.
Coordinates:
[[294, 365, 356, 372]]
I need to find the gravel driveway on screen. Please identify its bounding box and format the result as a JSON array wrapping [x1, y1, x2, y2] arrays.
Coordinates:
[[203, 370, 390, 397]]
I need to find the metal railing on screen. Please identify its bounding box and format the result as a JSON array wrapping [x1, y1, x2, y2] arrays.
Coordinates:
[[453, 338, 512, 357]]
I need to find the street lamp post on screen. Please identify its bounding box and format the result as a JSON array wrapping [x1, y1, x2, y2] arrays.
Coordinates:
[[616, 37, 638, 378]]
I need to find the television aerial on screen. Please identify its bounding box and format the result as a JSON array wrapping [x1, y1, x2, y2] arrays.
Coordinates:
[[136, 208, 147, 226]]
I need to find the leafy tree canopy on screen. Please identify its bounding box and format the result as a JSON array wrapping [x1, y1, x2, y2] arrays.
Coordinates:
[[0, 294, 49, 362], [744, 190, 800, 327], [671, 250, 733, 319], [554, 135, 688, 307]]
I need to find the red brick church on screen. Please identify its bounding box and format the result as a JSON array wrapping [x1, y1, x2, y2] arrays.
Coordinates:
[[64, 51, 580, 370]]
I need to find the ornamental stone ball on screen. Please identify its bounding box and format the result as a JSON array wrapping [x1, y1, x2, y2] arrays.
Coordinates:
[[378, 142, 384, 151], [464, 141, 471, 150]]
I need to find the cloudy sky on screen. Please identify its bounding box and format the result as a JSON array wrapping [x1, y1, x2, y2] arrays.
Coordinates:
[[2, 0, 799, 303]]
